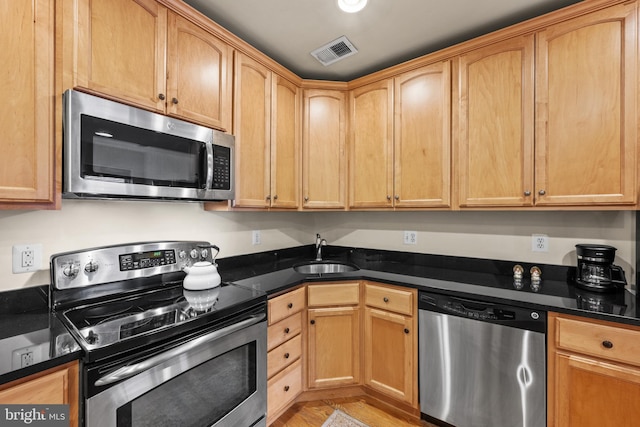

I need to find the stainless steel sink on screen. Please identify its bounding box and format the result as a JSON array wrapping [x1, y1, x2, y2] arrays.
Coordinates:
[[293, 261, 359, 275]]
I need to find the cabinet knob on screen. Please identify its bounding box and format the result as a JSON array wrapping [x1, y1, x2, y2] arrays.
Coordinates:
[[266, 195, 271, 201], [310, 319, 315, 325], [284, 352, 290, 359], [383, 297, 389, 303], [158, 93, 166, 101], [284, 385, 290, 392], [273, 195, 278, 200], [304, 196, 309, 202], [387, 195, 391, 201], [602, 340, 614, 349], [172, 97, 179, 104], [394, 195, 399, 200], [524, 190, 531, 196], [404, 328, 410, 334], [538, 189, 546, 196], [284, 327, 290, 334], [287, 303, 293, 309]]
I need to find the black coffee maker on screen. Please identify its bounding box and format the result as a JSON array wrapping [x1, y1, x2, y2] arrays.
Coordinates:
[[575, 244, 627, 292]]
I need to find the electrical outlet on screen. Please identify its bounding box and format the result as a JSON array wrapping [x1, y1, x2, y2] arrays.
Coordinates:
[[252, 230, 261, 245], [12, 243, 43, 273], [531, 234, 549, 252], [12, 347, 35, 369], [403, 231, 418, 245]]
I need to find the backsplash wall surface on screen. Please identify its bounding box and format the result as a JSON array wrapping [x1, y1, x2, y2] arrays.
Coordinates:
[[0, 204, 635, 291]]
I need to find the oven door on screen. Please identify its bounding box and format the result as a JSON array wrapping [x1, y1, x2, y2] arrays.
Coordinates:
[[86, 312, 266, 427]]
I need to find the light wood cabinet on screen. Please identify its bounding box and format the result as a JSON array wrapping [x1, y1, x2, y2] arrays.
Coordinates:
[[67, 0, 231, 130], [363, 283, 417, 407], [548, 312, 640, 427], [457, 35, 535, 207], [302, 89, 347, 209], [0, 0, 54, 205], [0, 361, 79, 426], [307, 282, 360, 388], [266, 287, 305, 424], [349, 63, 451, 209], [535, 2, 636, 206], [233, 54, 300, 208]]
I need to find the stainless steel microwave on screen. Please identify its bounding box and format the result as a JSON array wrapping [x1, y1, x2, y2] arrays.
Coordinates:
[[62, 90, 235, 201]]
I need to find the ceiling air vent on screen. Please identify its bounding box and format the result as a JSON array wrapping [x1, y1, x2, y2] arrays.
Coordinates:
[[311, 36, 358, 66]]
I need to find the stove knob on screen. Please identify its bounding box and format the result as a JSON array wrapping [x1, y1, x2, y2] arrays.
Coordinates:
[[86, 330, 99, 345], [84, 260, 99, 274], [178, 250, 187, 259], [190, 249, 199, 259], [200, 248, 209, 259], [62, 263, 79, 278]]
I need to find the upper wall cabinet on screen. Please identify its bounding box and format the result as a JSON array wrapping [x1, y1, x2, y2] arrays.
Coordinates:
[[302, 89, 347, 209], [349, 63, 451, 209], [66, 0, 231, 130], [534, 2, 636, 206], [233, 54, 300, 209], [0, 0, 54, 205], [456, 35, 535, 207]]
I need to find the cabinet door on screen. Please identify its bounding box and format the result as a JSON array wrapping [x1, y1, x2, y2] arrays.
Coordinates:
[[233, 54, 271, 208], [307, 307, 359, 388], [0, 0, 54, 204], [75, 0, 167, 111], [349, 80, 393, 208], [535, 3, 637, 206], [552, 352, 640, 427], [395, 62, 451, 208], [302, 89, 347, 209], [271, 75, 300, 209], [167, 13, 231, 131], [364, 307, 416, 405], [457, 35, 535, 207]]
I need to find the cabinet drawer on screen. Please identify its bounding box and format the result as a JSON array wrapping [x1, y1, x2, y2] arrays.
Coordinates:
[[267, 311, 302, 351], [555, 316, 640, 367], [267, 359, 302, 418], [268, 334, 302, 379], [365, 283, 414, 316], [268, 287, 305, 324], [307, 283, 360, 307]]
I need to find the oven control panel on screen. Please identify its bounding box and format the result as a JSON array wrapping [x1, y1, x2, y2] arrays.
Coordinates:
[[51, 241, 212, 290]]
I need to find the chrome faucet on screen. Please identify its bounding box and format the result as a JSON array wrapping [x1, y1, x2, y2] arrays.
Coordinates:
[[315, 233, 327, 261]]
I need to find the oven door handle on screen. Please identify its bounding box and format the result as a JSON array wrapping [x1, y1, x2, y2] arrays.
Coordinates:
[[94, 313, 265, 387]]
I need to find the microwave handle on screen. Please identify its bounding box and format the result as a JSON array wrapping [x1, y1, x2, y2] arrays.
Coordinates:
[[203, 141, 214, 190], [94, 313, 265, 387]]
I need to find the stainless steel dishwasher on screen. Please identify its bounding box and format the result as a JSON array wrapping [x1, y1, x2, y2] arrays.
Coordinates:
[[419, 291, 546, 427]]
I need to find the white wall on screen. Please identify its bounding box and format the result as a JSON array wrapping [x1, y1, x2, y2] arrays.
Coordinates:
[[0, 203, 635, 291]]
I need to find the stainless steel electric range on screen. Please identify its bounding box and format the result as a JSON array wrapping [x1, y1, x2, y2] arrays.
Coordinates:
[[50, 241, 267, 427]]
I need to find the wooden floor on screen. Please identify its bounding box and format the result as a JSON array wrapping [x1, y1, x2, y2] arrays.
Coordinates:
[[272, 396, 438, 427]]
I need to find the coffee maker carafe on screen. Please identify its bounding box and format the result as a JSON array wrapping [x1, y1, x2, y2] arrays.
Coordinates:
[[575, 244, 626, 292]]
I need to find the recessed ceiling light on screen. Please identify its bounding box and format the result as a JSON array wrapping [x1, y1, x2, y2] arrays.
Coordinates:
[[338, 0, 368, 13]]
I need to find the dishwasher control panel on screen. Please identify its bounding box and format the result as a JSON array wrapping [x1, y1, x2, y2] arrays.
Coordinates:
[[442, 301, 515, 320]]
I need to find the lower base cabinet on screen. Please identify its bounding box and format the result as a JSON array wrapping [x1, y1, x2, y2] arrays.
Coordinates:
[[548, 312, 640, 427], [0, 361, 79, 426]]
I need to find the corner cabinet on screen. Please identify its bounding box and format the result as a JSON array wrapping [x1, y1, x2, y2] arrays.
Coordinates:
[[363, 282, 418, 407], [233, 54, 300, 209], [306, 282, 360, 388], [302, 89, 347, 209], [64, 0, 232, 130], [0, 361, 79, 426], [548, 312, 640, 426], [0, 0, 54, 205], [534, 2, 637, 206]]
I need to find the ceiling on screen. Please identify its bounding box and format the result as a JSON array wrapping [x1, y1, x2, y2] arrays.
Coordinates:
[[183, 0, 583, 81]]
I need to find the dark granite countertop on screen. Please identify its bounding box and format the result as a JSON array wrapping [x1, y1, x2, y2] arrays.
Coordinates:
[[219, 245, 638, 327], [0, 286, 81, 386]]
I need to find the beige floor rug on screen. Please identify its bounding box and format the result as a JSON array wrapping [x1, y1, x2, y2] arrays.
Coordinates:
[[321, 409, 370, 427]]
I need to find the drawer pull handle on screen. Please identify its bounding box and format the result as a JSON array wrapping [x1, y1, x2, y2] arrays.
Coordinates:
[[284, 385, 290, 392], [310, 320, 315, 325], [602, 340, 614, 349], [383, 297, 389, 303], [284, 352, 290, 359], [404, 328, 410, 334], [284, 327, 290, 334], [287, 303, 293, 309]]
